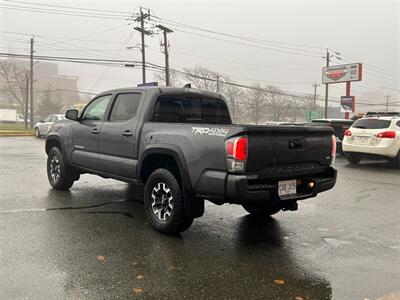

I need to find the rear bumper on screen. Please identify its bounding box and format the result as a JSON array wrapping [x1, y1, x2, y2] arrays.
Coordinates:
[[195, 167, 337, 205], [342, 140, 399, 158]]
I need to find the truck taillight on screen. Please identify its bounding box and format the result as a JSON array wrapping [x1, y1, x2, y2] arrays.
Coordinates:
[[375, 131, 396, 138], [344, 129, 352, 136], [225, 136, 247, 172], [331, 135, 336, 165]]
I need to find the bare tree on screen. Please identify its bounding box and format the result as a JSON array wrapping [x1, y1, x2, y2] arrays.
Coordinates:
[[0, 60, 28, 114], [182, 65, 219, 91], [36, 86, 64, 118], [219, 80, 246, 123], [244, 84, 267, 124], [263, 85, 293, 122], [152, 69, 182, 87], [288, 94, 316, 122]]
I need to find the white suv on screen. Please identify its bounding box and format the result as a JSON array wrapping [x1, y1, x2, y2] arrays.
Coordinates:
[[342, 116, 400, 168]]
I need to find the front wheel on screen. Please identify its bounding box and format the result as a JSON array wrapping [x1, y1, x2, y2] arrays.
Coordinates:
[[242, 204, 281, 217], [47, 147, 76, 190], [144, 169, 193, 235]]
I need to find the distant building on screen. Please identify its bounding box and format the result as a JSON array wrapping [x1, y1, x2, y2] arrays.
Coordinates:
[[34, 61, 78, 94], [1, 59, 81, 108]]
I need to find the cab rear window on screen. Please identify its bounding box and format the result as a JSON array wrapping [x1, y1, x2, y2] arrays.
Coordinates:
[[153, 94, 231, 124], [352, 119, 391, 129]]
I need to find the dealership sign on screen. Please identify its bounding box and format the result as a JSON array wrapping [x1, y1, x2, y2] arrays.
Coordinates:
[[322, 63, 362, 84], [340, 96, 355, 113]]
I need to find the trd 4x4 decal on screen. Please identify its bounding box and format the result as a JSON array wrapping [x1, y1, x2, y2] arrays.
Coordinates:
[[191, 127, 229, 137]]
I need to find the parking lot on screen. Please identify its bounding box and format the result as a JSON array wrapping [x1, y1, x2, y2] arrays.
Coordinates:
[[0, 137, 399, 299]]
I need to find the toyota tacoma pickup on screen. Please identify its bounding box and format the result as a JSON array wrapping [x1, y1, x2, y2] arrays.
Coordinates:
[[46, 87, 337, 235]]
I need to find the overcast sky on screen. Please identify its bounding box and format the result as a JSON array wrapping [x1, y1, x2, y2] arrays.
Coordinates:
[[1, 0, 399, 111]]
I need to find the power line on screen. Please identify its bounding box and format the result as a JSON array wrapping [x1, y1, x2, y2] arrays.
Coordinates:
[[89, 27, 136, 91], [6, 1, 327, 53], [151, 14, 326, 51], [5, 0, 131, 15], [169, 27, 322, 58], [341, 54, 399, 77], [0, 28, 130, 45], [2, 52, 398, 109], [149, 46, 316, 72], [0, 4, 130, 20], [340, 57, 399, 82]]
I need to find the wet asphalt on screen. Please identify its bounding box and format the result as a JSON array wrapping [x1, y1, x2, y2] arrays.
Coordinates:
[[0, 137, 399, 300]]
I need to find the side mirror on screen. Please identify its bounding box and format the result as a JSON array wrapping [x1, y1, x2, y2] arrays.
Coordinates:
[[65, 109, 79, 121], [39, 119, 44, 123]]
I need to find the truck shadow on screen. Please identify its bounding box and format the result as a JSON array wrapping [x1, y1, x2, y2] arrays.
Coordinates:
[[41, 184, 332, 299]]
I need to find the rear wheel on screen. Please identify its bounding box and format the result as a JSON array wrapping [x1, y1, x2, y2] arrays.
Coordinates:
[[347, 154, 361, 165], [242, 204, 281, 217], [47, 147, 77, 190], [144, 169, 194, 235], [35, 127, 40, 138], [393, 151, 400, 169]]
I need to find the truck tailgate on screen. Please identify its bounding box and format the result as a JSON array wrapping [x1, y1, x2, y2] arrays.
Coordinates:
[[245, 125, 334, 176]]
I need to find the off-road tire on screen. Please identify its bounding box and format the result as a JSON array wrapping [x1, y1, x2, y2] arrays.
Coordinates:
[[144, 168, 193, 235], [47, 147, 76, 190], [347, 154, 361, 165], [242, 204, 281, 217]]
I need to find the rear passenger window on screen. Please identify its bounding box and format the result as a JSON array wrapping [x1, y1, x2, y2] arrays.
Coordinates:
[[397, 120, 400, 127], [109, 93, 141, 122]]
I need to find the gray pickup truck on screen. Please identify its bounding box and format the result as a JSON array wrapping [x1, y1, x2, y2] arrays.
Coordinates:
[[46, 87, 337, 235]]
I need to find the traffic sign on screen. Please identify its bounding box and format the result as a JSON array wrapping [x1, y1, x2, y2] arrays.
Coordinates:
[[306, 111, 323, 121]]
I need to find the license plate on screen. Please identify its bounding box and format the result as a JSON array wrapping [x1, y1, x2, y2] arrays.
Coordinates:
[[278, 180, 297, 197], [356, 136, 369, 144]]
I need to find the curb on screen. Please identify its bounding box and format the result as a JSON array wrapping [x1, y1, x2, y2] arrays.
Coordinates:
[[0, 131, 34, 137]]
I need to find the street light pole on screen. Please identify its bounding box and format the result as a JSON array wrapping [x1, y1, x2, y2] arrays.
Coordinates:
[[216, 74, 221, 93], [135, 8, 151, 84], [324, 49, 330, 118], [385, 95, 391, 112], [312, 82, 320, 110], [25, 73, 29, 130], [29, 36, 34, 128], [156, 24, 173, 86]]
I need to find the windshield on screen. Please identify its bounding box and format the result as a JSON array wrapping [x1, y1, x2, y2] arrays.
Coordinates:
[[352, 118, 391, 129]]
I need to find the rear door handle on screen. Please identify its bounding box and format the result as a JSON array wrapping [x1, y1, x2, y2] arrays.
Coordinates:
[[122, 130, 133, 137], [91, 128, 100, 134]]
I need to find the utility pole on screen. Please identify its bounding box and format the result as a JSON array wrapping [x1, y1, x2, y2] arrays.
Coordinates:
[[385, 95, 391, 112], [135, 8, 151, 84], [24, 73, 29, 130], [156, 24, 173, 86], [312, 82, 320, 109], [216, 74, 221, 93], [29, 36, 34, 128], [324, 49, 330, 119]]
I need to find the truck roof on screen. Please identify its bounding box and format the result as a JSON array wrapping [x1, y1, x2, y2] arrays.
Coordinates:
[[101, 86, 222, 99]]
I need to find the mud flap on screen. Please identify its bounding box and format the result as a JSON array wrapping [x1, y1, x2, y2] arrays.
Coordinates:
[[183, 188, 204, 218]]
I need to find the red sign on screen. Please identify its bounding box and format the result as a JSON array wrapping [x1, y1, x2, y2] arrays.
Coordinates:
[[326, 69, 347, 81]]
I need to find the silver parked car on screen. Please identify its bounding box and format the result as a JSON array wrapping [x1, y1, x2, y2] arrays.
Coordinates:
[[34, 114, 65, 137]]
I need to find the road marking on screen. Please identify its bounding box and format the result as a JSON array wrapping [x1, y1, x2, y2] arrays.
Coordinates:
[[0, 208, 46, 214], [0, 199, 128, 214]]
